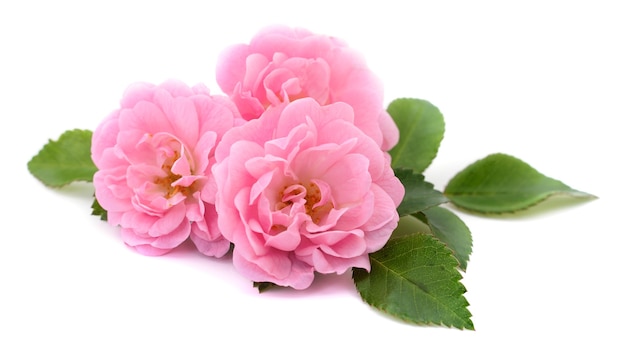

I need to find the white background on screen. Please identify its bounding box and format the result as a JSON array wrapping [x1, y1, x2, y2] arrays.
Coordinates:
[[2, 1, 624, 360]]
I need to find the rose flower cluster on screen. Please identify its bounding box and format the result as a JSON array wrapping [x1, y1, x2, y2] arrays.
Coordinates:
[[91, 26, 405, 289]]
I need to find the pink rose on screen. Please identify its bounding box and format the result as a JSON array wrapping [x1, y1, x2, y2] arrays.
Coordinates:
[[216, 25, 399, 151], [91, 80, 243, 257], [213, 98, 404, 289]]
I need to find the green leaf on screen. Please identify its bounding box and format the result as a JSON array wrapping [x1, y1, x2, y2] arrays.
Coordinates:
[[253, 281, 289, 293], [28, 129, 98, 187], [387, 98, 445, 173], [395, 168, 448, 217], [416, 207, 473, 271], [253, 282, 276, 293], [391, 215, 432, 239], [91, 198, 107, 221], [353, 233, 474, 330], [444, 153, 596, 213]]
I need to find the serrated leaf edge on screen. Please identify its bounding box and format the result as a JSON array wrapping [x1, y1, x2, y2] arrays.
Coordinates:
[[447, 190, 597, 215], [415, 209, 473, 272], [366, 258, 473, 330], [353, 234, 474, 330]]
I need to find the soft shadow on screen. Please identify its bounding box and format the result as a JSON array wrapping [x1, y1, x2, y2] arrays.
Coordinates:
[[55, 181, 96, 200], [165, 239, 235, 266], [251, 271, 359, 299]]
